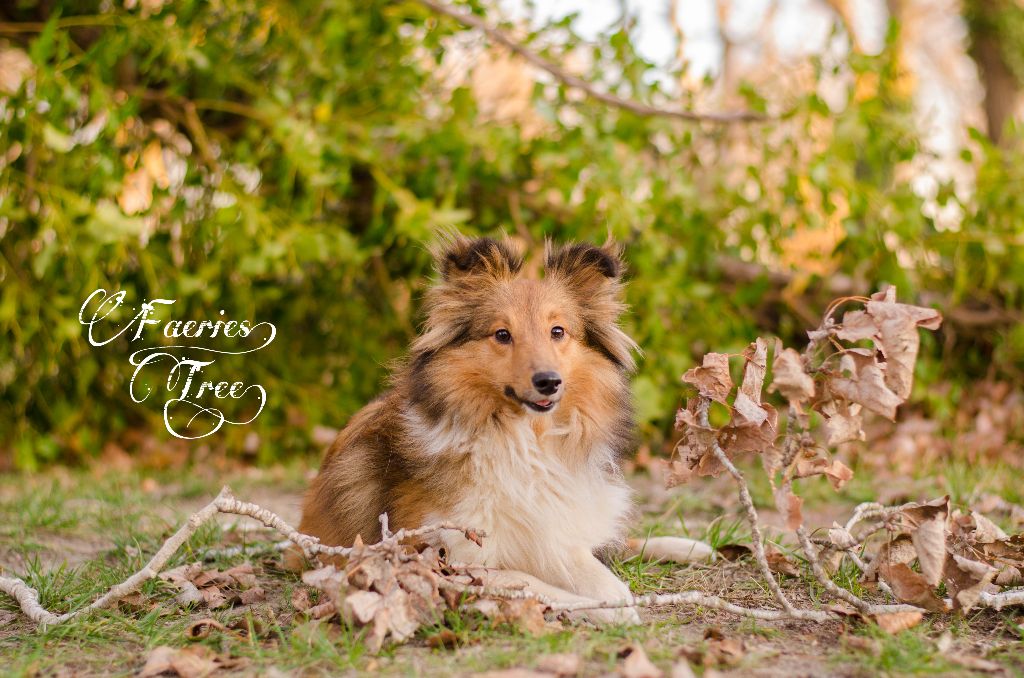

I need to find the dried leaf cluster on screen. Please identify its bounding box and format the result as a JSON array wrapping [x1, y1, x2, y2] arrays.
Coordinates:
[[673, 287, 1024, 631], [161, 562, 266, 610], [298, 541, 447, 652]]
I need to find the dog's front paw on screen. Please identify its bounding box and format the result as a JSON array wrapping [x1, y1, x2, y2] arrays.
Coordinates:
[[571, 568, 640, 625], [578, 602, 641, 625]]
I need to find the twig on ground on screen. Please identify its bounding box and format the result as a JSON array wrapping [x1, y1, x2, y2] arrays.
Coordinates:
[[412, 0, 767, 123], [1, 487, 229, 626], [978, 588, 1024, 611], [0, 486, 484, 627], [698, 397, 803, 617]]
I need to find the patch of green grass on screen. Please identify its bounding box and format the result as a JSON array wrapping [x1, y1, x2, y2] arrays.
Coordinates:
[[837, 623, 957, 675]]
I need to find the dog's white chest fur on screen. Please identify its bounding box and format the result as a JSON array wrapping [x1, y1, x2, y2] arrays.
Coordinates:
[[415, 413, 632, 591]]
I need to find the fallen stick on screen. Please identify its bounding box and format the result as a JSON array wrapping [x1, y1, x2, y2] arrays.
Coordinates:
[[0, 486, 484, 627]]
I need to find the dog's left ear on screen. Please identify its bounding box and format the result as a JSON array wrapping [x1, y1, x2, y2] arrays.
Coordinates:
[[545, 241, 638, 370], [545, 241, 622, 288]]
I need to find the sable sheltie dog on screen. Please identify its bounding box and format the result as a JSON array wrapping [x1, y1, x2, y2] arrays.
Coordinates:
[[300, 235, 643, 621]]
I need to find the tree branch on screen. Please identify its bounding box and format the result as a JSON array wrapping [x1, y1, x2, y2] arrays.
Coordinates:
[[412, 0, 768, 123]]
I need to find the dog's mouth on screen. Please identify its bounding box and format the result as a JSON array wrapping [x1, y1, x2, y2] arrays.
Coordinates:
[[524, 398, 556, 413], [504, 386, 560, 414]]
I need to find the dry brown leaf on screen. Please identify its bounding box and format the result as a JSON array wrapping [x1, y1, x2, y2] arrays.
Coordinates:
[[705, 636, 745, 667], [769, 347, 815, 404], [291, 587, 312, 612], [863, 290, 942, 400], [536, 653, 582, 676], [873, 611, 923, 634], [476, 597, 550, 637], [828, 523, 858, 550], [824, 459, 854, 490], [620, 644, 663, 678], [239, 586, 266, 605], [944, 554, 997, 612], [666, 460, 694, 488], [945, 653, 1006, 674], [994, 565, 1022, 586], [774, 486, 804, 531], [682, 353, 733, 404], [765, 549, 800, 577], [820, 400, 865, 446], [864, 535, 917, 581], [117, 591, 151, 613], [902, 497, 948, 586], [717, 404, 778, 456], [223, 564, 258, 589], [139, 645, 219, 678], [301, 565, 343, 591], [185, 618, 227, 640], [348, 553, 395, 593], [829, 353, 903, 420], [876, 562, 946, 612], [669, 660, 697, 678], [684, 628, 746, 667], [342, 590, 382, 625], [843, 633, 881, 653], [835, 309, 877, 343], [734, 339, 769, 426], [306, 600, 337, 620], [426, 629, 459, 649], [966, 512, 1010, 544]]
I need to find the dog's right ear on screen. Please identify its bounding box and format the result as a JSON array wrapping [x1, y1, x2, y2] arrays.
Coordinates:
[[434, 234, 523, 282]]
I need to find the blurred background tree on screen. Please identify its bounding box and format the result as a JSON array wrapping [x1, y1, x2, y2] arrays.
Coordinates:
[[0, 0, 1022, 470]]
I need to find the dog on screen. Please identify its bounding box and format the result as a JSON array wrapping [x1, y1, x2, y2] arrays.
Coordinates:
[[299, 235, 654, 622]]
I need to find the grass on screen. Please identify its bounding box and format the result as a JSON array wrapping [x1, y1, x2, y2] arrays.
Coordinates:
[[1, 460, 1022, 676], [836, 622, 960, 674]]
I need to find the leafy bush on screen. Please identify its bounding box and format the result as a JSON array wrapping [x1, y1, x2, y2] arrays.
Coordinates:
[[1, 0, 1022, 468]]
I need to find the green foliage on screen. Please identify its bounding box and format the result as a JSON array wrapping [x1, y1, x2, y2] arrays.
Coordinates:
[[1, 0, 1023, 467]]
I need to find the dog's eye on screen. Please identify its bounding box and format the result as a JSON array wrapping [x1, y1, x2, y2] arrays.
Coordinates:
[[551, 326, 565, 340], [494, 329, 512, 344]]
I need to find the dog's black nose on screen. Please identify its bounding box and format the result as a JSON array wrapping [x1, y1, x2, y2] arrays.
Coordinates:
[[532, 371, 562, 395]]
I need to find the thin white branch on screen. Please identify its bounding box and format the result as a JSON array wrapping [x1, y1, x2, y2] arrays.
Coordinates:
[[0, 486, 484, 627], [698, 398, 804, 617], [1, 486, 229, 626], [439, 578, 830, 621], [844, 549, 896, 599], [978, 588, 1024, 611]]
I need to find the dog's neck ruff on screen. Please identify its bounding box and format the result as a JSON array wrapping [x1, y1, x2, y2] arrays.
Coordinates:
[[402, 405, 632, 587]]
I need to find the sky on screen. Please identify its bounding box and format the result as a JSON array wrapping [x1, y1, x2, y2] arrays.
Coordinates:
[[498, 0, 889, 82]]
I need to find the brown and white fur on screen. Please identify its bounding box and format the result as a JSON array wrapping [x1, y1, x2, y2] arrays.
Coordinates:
[[300, 235, 648, 622]]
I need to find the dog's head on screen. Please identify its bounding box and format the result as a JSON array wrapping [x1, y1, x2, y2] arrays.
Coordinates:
[[409, 234, 637, 421]]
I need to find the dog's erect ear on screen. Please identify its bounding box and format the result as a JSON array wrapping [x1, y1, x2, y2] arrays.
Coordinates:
[[435, 234, 523, 282], [544, 241, 623, 293], [545, 240, 638, 370]]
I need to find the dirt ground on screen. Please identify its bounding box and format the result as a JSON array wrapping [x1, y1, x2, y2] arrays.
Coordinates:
[[1, 458, 1022, 677]]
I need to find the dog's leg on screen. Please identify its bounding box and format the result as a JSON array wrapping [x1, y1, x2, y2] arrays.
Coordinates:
[[477, 567, 639, 625], [562, 548, 641, 624], [623, 536, 714, 564]]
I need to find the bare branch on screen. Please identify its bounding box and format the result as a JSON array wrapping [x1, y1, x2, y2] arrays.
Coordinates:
[[413, 0, 768, 123], [698, 398, 803, 617], [0, 486, 485, 627], [978, 588, 1024, 611]]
